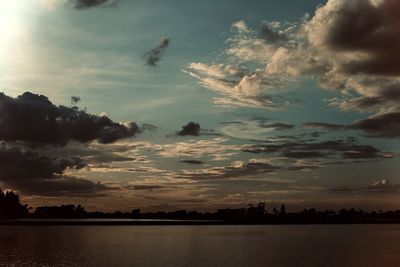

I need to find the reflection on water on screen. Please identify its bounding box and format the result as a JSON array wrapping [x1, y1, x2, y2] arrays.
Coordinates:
[[0, 225, 399, 266]]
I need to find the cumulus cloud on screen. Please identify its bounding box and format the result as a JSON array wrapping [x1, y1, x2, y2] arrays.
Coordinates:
[[186, 0, 400, 129], [306, 0, 400, 76], [144, 37, 170, 67], [69, 0, 118, 9], [0, 92, 140, 146], [259, 23, 287, 44], [301, 0, 400, 114], [184, 22, 295, 110]]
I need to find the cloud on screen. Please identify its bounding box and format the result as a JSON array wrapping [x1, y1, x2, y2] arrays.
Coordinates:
[[180, 160, 205, 165], [143, 37, 170, 67], [243, 139, 395, 161], [71, 96, 81, 105], [0, 145, 85, 181], [0, 145, 107, 196], [303, 122, 347, 131], [177, 159, 280, 180], [306, 0, 400, 76], [186, 0, 400, 120], [330, 179, 400, 194], [259, 23, 287, 44], [259, 123, 295, 130], [304, 112, 400, 139], [141, 123, 158, 131], [184, 23, 294, 110], [131, 185, 165, 191], [176, 122, 201, 136], [221, 120, 295, 141], [69, 0, 118, 9], [350, 112, 400, 139], [302, 0, 400, 114], [154, 138, 242, 161], [10, 177, 108, 197], [0, 92, 140, 146]]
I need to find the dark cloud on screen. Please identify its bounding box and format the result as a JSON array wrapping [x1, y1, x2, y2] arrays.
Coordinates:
[[143, 37, 170, 67], [10, 177, 108, 197], [350, 112, 400, 139], [0, 145, 85, 181], [259, 24, 286, 44], [305, 112, 400, 139], [69, 0, 117, 9], [322, 0, 400, 76], [220, 121, 247, 125], [176, 122, 201, 136], [0, 92, 140, 146], [243, 139, 394, 160], [71, 96, 81, 105], [180, 160, 205, 165], [0, 145, 107, 196], [132, 185, 165, 191], [330, 179, 400, 194], [282, 151, 325, 159], [310, 131, 323, 138]]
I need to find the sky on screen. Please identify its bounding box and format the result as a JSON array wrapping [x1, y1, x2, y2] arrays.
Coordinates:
[[0, 0, 399, 212]]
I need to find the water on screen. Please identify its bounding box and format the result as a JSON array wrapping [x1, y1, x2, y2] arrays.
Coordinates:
[[0, 224, 399, 266]]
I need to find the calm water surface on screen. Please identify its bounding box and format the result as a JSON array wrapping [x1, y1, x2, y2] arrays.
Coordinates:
[[0, 224, 399, 267]]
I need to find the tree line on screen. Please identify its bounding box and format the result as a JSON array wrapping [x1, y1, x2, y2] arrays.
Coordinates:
[[1, 190, 400, 223]]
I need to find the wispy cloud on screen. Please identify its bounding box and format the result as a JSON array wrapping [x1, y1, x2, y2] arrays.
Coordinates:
[[143, 37, 170, 67]]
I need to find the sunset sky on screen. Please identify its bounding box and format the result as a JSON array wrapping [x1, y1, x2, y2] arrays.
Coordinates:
[[0, 0, 399, 212]]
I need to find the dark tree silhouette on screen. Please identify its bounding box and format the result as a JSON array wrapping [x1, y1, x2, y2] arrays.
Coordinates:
[[1, 189, 400, 224], [34, 205, 87, 219], [280, 205, 286, 216], [0, 190, 28, 219]]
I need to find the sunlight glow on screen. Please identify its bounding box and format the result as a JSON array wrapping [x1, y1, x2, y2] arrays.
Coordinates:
[[0, 0, 24, 50]]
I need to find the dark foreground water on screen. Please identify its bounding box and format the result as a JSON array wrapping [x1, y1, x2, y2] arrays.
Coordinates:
[[0, 224, 399, 267]]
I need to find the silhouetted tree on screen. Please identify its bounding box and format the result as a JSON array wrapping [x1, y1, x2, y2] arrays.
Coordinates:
[[272, 207, 278, 215], [0, 190, 28, 219], [280, 205, 286, 216], [34, 205, 87, 218]]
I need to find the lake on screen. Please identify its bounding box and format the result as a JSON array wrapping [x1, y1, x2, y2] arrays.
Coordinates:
[[0, 224, 399, 266]]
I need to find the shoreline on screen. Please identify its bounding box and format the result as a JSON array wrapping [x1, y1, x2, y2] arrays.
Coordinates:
[[1, 219, 400, 226]]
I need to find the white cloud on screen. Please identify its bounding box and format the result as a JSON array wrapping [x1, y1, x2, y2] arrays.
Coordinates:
[[187, 0, 400, 115]]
